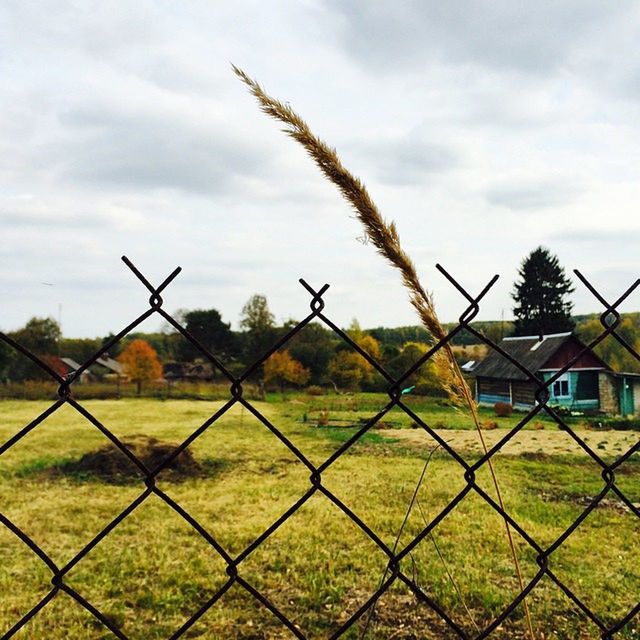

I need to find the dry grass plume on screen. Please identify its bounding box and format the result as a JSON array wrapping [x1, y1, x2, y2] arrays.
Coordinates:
[[234, 65, 535, 640]]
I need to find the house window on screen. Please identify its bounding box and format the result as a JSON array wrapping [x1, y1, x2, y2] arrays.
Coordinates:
[[552, 374, 570, 398]]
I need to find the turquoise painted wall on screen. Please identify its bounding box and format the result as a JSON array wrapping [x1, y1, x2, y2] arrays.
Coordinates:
[[543, 371, 599, 410]]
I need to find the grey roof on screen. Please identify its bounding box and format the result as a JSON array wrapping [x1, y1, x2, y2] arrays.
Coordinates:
[[472, 332, 574, 381], [60, 357, 82, 371], [95, 356, 124, 374], [616, 371, 640, 379]]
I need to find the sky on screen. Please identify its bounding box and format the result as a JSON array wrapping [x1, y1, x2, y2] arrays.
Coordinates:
[[1, 1, 639, 338]]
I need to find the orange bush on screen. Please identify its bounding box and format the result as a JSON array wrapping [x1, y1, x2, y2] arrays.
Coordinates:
[[494, 402, 513, 418]]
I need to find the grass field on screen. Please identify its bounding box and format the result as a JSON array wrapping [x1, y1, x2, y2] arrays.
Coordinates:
[[0, 396, 638, 639]]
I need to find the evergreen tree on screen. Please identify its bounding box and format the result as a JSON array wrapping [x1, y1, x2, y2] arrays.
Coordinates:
[[512, 247, 575, 337]]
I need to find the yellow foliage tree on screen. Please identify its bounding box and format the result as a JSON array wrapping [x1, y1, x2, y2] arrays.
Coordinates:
[[577, 317, 640, 373], [389, 341, 441, 394], [264, 350, 310, 391], [327, 351, 364, 390], [328, 330, 382, 391], [118, 339, 163, 395]]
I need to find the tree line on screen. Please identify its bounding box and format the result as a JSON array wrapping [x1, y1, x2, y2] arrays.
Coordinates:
[[0, 295, 454, 393], [2, 249, 639, 392]]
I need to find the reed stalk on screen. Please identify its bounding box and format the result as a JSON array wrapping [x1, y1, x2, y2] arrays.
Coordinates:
[[234, 65, 535, 640]]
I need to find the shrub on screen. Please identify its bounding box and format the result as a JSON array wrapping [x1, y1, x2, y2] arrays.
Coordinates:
[[494, 402, 513, 417], [306, 385, 325, 396], [413, 382, 447, 397], [587, 417, 639, 431]]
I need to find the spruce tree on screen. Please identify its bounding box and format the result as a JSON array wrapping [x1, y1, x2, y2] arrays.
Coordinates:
[[512, 247, 575, 337]]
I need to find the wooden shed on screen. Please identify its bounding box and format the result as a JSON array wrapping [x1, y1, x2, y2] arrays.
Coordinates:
[[472, 332, 614, 412]]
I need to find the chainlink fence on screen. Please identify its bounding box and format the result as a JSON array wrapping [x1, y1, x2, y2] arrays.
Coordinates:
[[1, 256, 639, 639]]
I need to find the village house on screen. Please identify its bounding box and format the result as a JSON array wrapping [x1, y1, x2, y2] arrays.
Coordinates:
[[471, 332, 640, 415], [50, 355, 125, 383]]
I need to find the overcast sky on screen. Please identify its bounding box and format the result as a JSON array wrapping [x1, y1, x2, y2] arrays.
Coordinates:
[[1, 1, 639, 338]]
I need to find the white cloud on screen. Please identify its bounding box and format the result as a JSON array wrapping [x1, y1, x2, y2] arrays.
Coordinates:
[[0, 2, 638, 336], [485, 178, 583, 211]]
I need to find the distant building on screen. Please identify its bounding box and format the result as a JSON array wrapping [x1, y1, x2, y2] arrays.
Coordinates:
[[472, 332, 640, 415], [52, 356, 125, 383], [50, 357, 91, 384], [163, 361, 214, 381], [94, 356, 124, 377]]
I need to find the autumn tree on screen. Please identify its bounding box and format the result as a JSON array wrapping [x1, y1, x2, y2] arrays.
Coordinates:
[[386, 341, 442, 395], [512, 247, 575, 337], [118, 339, 163, 395], [264, 350, 310, 392], [577, 316, 640, 373], [327, 351, 364, 390], [327, 322, 382, 391]]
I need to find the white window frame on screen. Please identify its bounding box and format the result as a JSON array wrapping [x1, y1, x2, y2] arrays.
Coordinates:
[[552, 373, 570, 398]]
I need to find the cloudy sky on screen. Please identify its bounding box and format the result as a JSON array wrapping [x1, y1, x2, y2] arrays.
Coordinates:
[[1, 1, 639, 338]]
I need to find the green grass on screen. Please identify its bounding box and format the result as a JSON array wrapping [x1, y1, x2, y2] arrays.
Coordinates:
[[0, 398, 638, 639], [274, 391, 547, 431]]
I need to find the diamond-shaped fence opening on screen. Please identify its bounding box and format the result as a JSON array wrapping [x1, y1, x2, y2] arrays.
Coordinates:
[[1, 257, 639, 639], [549, 498, 639, 626], [236, 492, 391, 638], [63, 496, 230, 640], [0, 405, 143, 566], [319, 426, 468, 549], [396, 488, 541, 638], [155, 409, 312, 558]]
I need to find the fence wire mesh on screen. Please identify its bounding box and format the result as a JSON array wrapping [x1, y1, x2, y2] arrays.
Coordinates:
[[1, 256, 638, 639]]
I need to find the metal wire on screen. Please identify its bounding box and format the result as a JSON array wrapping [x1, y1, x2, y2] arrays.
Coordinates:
[[0, 256, 638, 639]]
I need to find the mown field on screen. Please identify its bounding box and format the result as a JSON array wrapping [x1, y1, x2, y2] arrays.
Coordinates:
[[0, 396, 638, 639]]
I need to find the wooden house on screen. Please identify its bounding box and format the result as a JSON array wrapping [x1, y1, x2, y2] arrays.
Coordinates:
[[472, 332, 626, 413], [48, 356, 91, 383], [94, 356, 125, 379]]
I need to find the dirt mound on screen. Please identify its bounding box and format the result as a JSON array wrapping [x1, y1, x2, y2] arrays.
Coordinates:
[[64, 434, 201, 481]]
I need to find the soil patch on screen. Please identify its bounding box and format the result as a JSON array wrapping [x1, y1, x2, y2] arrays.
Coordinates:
[[58, 434, 202, 481]]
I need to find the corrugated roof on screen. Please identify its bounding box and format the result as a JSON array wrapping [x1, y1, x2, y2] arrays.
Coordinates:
[[472, 333, 573, 380]]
